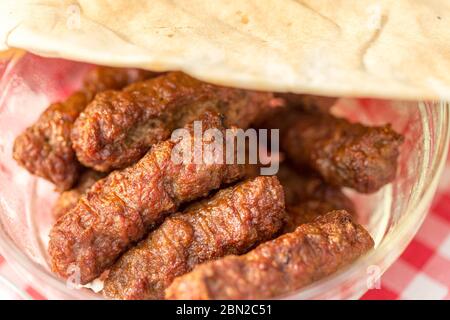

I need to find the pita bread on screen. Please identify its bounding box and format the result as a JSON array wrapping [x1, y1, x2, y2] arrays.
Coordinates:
[[1, 0, 450, 100]]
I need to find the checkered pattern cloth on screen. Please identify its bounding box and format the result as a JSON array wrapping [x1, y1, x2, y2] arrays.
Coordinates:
[[362, 156, 450, 300]]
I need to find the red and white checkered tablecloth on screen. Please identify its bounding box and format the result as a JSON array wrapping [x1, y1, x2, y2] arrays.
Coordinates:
[[1, 155, 449, 300], [362, 152, 450, 300]]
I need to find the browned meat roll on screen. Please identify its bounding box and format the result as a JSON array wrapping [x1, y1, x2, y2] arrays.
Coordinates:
[[13, 67, 155, 190], [166, 210, 374, 300], [72, 72, 281, 172]]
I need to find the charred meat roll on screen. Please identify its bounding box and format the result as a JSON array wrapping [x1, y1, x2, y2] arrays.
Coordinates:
[[166, 211, 374, 300], [262, 110, 404, 193], [281, 113, 404, 193], [13, 67, 155, 190], [72, 72, 282, 172]]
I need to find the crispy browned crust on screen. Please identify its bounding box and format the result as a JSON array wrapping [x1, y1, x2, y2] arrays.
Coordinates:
[[52, 170, 106, 219], [244, 161, 356, 231], [48, 112, 245, 284], [165, 210, 374, 300], [103, 176, 285, 300], [13, 67, 154, 190], [71, 72, 280, 172], [264, 110, 404, 193]]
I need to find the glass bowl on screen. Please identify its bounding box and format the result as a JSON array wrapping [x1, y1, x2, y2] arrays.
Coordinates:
[[0, 52, 449, 300]]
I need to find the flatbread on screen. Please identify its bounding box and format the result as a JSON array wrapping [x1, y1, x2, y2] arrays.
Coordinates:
[[1, 0, 450, 100]]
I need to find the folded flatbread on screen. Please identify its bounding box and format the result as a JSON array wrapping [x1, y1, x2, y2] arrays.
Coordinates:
[[1, 0, 450, 100]]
